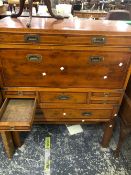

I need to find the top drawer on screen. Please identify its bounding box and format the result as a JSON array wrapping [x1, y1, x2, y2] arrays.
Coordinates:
[[1, 33, 131, 46]]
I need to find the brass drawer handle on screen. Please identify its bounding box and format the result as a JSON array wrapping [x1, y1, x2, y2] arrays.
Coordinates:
[[9, 126, 15, 130], [26, 54, 42, 62], [104, 92, 110, 97], [18, 91, 23, 96], [57, 95, 70, 100], [90, 56, 104, 63], [92, 36, 106, 44], [24, 34, 40, 43], [82, 112, 92, 116]]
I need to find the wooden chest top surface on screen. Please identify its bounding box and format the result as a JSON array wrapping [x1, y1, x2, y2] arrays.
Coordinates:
[[0, 17, 131, 35]]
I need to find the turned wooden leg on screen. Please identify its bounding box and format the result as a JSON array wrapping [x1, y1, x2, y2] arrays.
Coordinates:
[[12, 132, 22, 148], [114, 121, 131, 157], [1, 131, 15, 159], [101, 119, 115, 148]]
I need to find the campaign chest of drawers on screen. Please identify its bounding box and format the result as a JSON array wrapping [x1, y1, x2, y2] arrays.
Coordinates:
[[0, 17, 131, 157]]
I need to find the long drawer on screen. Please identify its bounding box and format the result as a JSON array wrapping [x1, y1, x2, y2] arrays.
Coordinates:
[[1, 49, 130, 88], [1, 33, 131, 46], [34, 108, 113, 122]]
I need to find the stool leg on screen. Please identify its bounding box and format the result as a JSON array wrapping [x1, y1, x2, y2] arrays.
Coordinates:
[[1, 131, 15, 159], [12, 132, 22, 148], [114, 121, 131, 157], [101, 119, 115, 147]]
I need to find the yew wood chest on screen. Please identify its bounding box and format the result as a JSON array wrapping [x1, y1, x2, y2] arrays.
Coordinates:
[[0, 17, 131, 156]]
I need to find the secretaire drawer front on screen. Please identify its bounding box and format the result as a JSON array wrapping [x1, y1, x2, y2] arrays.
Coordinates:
[[39, 92, 87, 103], [1, 50, 130, 88], [0, 98, 37, 131]]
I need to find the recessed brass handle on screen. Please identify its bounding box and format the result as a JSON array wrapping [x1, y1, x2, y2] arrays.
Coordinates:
[[92, 36, 106, 44], [57, 95, 70, 100], [82, 112, 92, 116], [104, 92, 110, 97], [18, 91, 23, 96], [26, 54, 42, 62], [9, 126, 15, 130], [90, 56, 104, 63], [24, 34, 40, 43]]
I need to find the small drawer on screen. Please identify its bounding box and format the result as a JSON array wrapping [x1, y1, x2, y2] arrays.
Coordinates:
[[0, 98, 37, 131], [91, 100, 120, 104], [4, 91, 36, 98], [39, 92, 87, 103], [91, 92, 122, 97], [90, 92, 122, 105]]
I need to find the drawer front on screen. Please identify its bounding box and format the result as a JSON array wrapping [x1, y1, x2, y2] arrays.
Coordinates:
[[1, 33, 131, 46], [1, 50, 130, 88], [39, 92, 87, 103], [36, 108, 112, 122], [90, 100, 120, 104], [0, 98, 37, 131], [90, 92, 122, 104], [4, 91, 36, 98], [91, 92, 122, 97]]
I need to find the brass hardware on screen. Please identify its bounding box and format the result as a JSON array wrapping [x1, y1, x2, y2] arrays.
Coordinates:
[[9, 126, 15, 130], [18, 91, 23, 96], [24, 34, 40, 43], [104, 92, 110, 97], [82, 112, 92, 116], [90, 56, 104, 63], [27, 54, 42, 62], [92, 36, 106, 44], [57, 95, 70, 100]]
